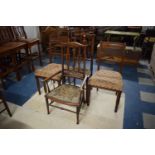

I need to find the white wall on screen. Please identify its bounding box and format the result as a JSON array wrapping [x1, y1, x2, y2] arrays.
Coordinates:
[[24, 26, 40, 52], [24, 26, 40, 38]]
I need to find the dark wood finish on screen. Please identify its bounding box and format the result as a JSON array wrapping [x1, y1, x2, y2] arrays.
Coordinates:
[[11, 26, 43, 71], [97, 41, 126, 73], [48, 27, 69, 63], [44, 42, 88, 124], [0, 41, 30, 88], [0, 90, 12, 116]]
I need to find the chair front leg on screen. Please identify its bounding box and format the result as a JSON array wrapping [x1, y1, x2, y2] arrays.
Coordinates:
[[76, 106, 81, 124], [114, 91, 122, 112], [86, 84, 91, 106], [35, 76, 41, 95], [45, 96, 50, 114]]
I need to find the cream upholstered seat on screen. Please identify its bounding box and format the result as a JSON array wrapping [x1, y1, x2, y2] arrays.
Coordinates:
[[88, 70, 123, 91]]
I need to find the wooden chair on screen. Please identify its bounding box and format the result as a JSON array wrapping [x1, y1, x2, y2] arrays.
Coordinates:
[[44, 42, 88, 124], [11, 26, 43, 71], [97, 41, 126, 73], [48, 28, 69, 63], [86, 42, 125, 112], [0, 90, 12, 117], [0, 27, 30, 88], [34, 63, 62, 95]]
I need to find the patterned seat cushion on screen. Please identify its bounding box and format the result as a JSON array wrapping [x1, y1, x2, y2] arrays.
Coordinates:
[[35, 63, 62, 81], [88, 70, 123, 91], [46, 84, 82, 106]]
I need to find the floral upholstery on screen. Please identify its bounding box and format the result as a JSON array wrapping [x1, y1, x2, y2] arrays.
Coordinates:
[[35, 63, 62, 81], [88, 70, 123, 91], [46, 84, 82, 106]]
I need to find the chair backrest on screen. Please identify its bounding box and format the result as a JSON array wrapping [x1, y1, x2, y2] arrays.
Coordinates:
[[11, 26, 27, 40], [0, 26, 14, 45], [97, 41, 126, 72], [97, 41, 125, 59], [61, 42, 87, 81], [57, 28, 69, 43]]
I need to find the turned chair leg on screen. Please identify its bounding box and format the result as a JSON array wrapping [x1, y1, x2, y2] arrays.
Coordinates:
[[115, 91, 122, 112], [76, 106, 80, 124], [35, 76, 41, 95], [0, 91, 12, 117], [38, 43, 43, 66], [3, 98, 12, 117], [86, 85, 91, 106], [45, 96, 50, 114]]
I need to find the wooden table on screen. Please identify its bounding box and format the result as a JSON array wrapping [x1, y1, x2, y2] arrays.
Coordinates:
[[104, 30, 140, 45], [0, 41, 31, 87]]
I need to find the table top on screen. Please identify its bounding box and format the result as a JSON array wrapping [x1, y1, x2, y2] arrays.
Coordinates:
[[0, 41, 27, 55], [105, 30, 140, 37]]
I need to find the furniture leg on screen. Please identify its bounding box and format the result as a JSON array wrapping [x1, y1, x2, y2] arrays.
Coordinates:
[[115, 91, 122, 112], [76, 106, 80, 124], [86, 85, 91, 106], [45, 96, 50, 114], [35, 76, 41, 95], [38, 43, 43, 66]]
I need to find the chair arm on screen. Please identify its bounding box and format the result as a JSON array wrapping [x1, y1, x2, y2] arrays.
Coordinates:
[[80, 75, 89, 90], [43, 71, 61, 83]]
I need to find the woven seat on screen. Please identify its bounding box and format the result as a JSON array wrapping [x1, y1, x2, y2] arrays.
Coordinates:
[[35, 63, 62, 80], [46, 84, 82, 106], [35, 63, 63, 94], [87, 69, 123, 112], [88, 70, 123, 91], [44, 42, 88, 124]]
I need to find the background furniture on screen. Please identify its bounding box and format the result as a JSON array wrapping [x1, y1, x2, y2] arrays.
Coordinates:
[[11, 26, 43, 71], [0, 26, 31, 88], [97, 42, 126, 73], [0, 90, 12, 116], [150, 43, 155, 76]]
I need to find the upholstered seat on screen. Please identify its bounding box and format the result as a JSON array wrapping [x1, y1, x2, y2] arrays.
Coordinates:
[[46, 84, 82, 106], [88, 70, 123, 91]]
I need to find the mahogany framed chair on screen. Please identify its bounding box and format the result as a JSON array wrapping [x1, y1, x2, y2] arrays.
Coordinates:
[[48, 27, 70, 63], [97, 41, 126, 73], [11, 26, 43, 71], [86, 42, 125, 112], [44, 42, 88, 124]]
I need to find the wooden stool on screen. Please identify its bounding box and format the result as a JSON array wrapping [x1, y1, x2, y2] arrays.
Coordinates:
[[86, 69, 123, 112]]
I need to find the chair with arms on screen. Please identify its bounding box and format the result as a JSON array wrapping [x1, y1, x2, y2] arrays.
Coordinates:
[[44, 42, 88, 124]]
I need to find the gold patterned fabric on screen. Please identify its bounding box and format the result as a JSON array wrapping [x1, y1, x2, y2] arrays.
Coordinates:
[[46, 84, 82, 106], [88, 70, 123, 91], [35, 63, 62, 81]]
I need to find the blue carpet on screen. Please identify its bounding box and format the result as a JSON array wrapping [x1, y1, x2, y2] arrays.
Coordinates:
[[3, 56, 155, 128]]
